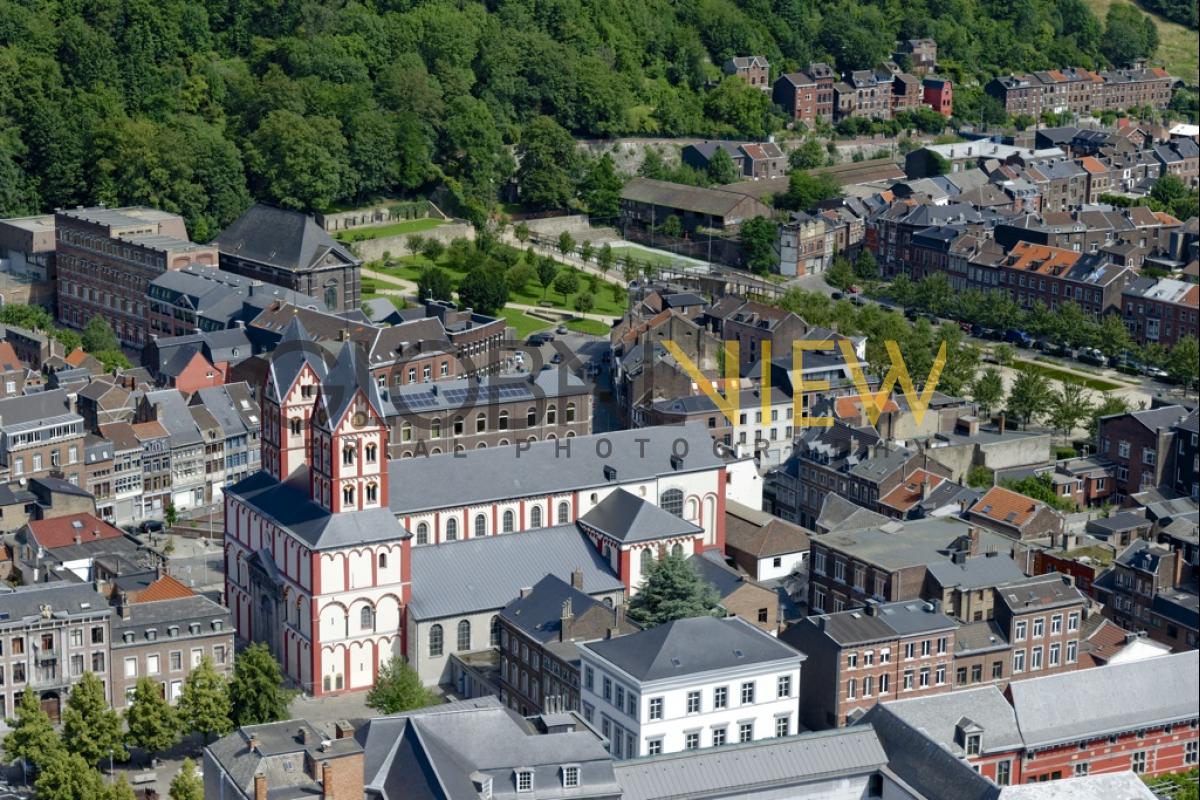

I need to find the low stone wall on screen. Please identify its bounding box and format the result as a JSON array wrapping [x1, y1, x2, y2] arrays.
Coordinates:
[[523, 214, 593, 238], [350, 221, 476, 262]]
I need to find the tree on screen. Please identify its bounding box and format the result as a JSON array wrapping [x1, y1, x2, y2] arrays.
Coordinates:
[[553, 270, 580, 302], [457, 268, 509, 316], [33, 750, 109, 800], [825, 256, 856, 290], [1002, 474, 1076, 511], [853, 250, 878, 282], [1102, 4, 1159, 67], [628, 552, 721, 627], [421, 238, 445, 262], [245, 110, 352, 211], [366, 656, 438, 715], [703, 77, 773, 138], [1167, 337, 1199, 390], [579, 154, 624, 220], [229, 643, 293, 727], [3, 686, 63, 772], [971, 369, 1005, 416], [1047, 378, 1094, 437], [177, 655, 233, 742], [124, 677, 180, 761], [967, 465, 995, 489], [558, 231, 576, 259], [579, 241, 594, 264], [81, 317, 120, 353], [516, 116, 578, 210], [506, 262, 536, 294], [1007, 368, 1053, 428], [739, 216, 778, 275], [536, 258, 559, 299], [514, 222, 530, 243], [62, 672, 126, 767], [789, 139, 825, 171], [417, 267, 454, 303], [575, 293, 595, 314], [706, 147, 739, 185], [780, 170, 841, 211], [163, 503, 178, 531], [597, 244, 615, 275], [169, 758, 203, 800]]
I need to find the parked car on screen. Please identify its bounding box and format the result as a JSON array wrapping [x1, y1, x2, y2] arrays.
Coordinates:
[[971, 324, 1000, 340], [1141, 364, 1169, 380], [904, 307, 920, 321], [1078, 347, 1107, 366], [141, 520, 164, 534], [1004, 329, 1034, 348], [831, 291, 844, 301], [550, 353, 564, 364], [556, 325, 569, 335]]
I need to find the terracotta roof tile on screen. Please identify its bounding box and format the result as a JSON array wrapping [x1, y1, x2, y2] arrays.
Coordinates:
[[135, 574, 196, 603], [835, 394, 900, 420], [970, 486, 1043, 528], [26, 513, 125, 550], [879, 470, 947, 512], [0, 342, 21, 372], [1079, 156, 1107, 175], [65, 348, 89, 367]]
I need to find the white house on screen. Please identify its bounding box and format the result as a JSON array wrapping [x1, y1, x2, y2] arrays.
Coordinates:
[[577, 616, 805, 758]]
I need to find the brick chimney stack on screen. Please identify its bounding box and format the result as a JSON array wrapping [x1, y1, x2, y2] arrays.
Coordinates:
[[254, 774, 268, 800], [559, 598, 574, 643], [322, 762, 334, 800], [570, 567, 584, 590]]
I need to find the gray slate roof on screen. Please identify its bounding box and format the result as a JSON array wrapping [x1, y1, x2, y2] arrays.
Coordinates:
[[1008, 650, 1199, 747], [498, 574, 615, 645], [387, 424, 726, 515], [867, 686, 1021, 757], [265, 316, 327, 404], [581, 616, 802, 683], [867, 705, 1001, 800], [579, 489, 703, 544], [226, 470, 409, 551], [112, 594, 231, 644], [0, 388, 78, 429], [926, 554, 1027, 590], [614, 727, 888, 800], [408, 525, 623, 621], [0, 581, 111, 624], [214, 204, 359, 273]]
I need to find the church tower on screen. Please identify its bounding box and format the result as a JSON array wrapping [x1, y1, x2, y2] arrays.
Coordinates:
[[262, 317, 327, 481], [309, 342, 390, 513]]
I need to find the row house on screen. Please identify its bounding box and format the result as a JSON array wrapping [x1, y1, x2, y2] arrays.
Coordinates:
[[995, 241, 1133, 316], [1093, 539, 1196, 651], [1023, 159, 1089, 212], [995, 206, 1182, 256], [97, 422, 146, 526], [1096, 404, 1191, 499], [992, 573, 1087, 680], [189, 383, 262, 496], [967, 486, 1065, 541], [497, 573, 639, 716], [55, 206, 218, 348], [773, 63, 837, 125], [1153, 137, 1200, 187], [922, 77, 953, 117], [136, 390, 207, 512], [1170, 409, 1198, 502], [0, 390, 85, 485], [680, 141, 786, 181], [1121, 276, 1200, 347], [986, 66, 1174, 117], [864, 651, 1199, 786], [703, 298, 809, 374]]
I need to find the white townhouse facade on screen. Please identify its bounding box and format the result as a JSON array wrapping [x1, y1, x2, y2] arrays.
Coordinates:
[[577, 616, 805, 759]]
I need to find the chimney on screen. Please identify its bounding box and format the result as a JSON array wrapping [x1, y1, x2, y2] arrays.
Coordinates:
[[864, 598, 880, 616], [519, 586, 533, 599], [1173, 547, 1185, 589], [73, 532, 82, 545], [849, 435, 859, 454], [255, 774, 268, 800], [322, 762, 334, 800], [920, 477, 932, 501], [334, 720, 354, 740], [300, 726, 310, 745], [248, 733, 260, 753], [559, 598, 574, 643], [607, 604, 623, 638], [570, 567, 584, 590], [952, 549, 966, 565], [968, 526, 980, 556]]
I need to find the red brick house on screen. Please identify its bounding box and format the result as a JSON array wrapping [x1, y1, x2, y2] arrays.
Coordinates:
[[1096, 405, 1190, 500], [968, 487, 1064, 541], [724, 56, 770, 92], [922, 77, 953, 117]]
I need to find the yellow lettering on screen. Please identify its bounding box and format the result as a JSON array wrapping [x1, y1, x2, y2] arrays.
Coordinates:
[[661, 339, 742, 426], [792, 340, 834, 427], [838, 339, 947, 427]]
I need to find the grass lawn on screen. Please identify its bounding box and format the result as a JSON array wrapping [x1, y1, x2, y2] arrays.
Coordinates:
[[1013, 359, 1125, 392], [566, 318, 614, 336], [335, 217, 445, 243], [498, 308, 552, 339], [1082, 0, 1198, 83], [608, 245, 681, 268]]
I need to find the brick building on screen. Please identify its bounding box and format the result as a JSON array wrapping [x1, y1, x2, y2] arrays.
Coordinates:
[[724, 56, 770, 92], [1121, 277, 1200, 348], [55, 206, 218, 348], [968, 486, 1065, 541], [0, 390, 86, 484], [1093, 539, 1197, 651], [1096, 405, 1190, 499], [922, 77, 953, 117]]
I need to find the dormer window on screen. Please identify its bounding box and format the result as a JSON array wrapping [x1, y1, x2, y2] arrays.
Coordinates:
[[189, 623, 201, 635], [123, 631, 135, 643], [516, 770, 533, 792], [562, 765, 579, 788], [145, 629, 158, 641], [965, 733, 981, 755], [211, 620, 223, 632], [168, 626, 179, 637]]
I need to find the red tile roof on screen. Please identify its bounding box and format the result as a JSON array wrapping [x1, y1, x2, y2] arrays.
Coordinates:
[[0, 342, 21, 372], [136, 574, 195, 603], [1078, 156, 1107, 175], [835, 394, 900, 421], [970, 486, 1043, 529], [27, 513, 125, 550], [879, 470, 947, 512]]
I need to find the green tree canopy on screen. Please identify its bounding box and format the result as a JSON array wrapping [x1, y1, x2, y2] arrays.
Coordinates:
[[970, 369, 1005, 416], [739, 216, 778, 275], [3, 686, 63, 772], [417, 267, 454, 303], [33, 750, 109, 800], [229, 643, 294, 727], [170, 758, 204, 800], [62, 671, 127, 766], [1007, 368, 1054, 429], [457, 267, 509, 316], [706, 147, 739, 185], [125, 677, 180, 760], [780, 170, 841, 212], [366, 656, 439, 715], [628, 552, 721, 627], [516, 116, 579, 210], [177, 655, 233, 742]]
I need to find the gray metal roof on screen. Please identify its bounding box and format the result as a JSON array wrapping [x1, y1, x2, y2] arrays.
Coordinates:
[[226, 470, 409, 551], [0, 581, 111, 625], [214, 204, 359, 273], [996, 772, 1156, 800], [387, 425, 726, 515], [867, 686, 1021, 757], [408, 525, 623, 621], [0, 388, 78, 429], [1008, 650, 1199, 748], [926, 554, 1027, 590], [815, 517, 1014, 572], [386, 369, 588, 417], [581, 616, 802, 683], [614, 727, 888, 800]]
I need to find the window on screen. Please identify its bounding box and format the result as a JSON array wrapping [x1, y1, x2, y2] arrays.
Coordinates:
[[904, 642, 915, 659], [603, 677, 612, 701], [739, 722, 753, 743], [935, 664, 946, 685], [777, 675, 792, 698], [1131, 751, 1146, 774], [996, 760, 1011, 786], [1074, 762, 1089, 776], [647, 738, 663, 756], [446, 518, 458, 541], [361, 606, 375, 632], [775, 716, 790, 737], [903, 670, 914, 691], [498, 411, 509, 431], [474, 514, 487, 537], [530, 506, 542, 528], [921, 640, 931, 657], [847, 653, 858, 669], [429, 624, 443, 657], [416, 522, 429, 545], [566, 403, 576, 423], [1049, 643, 1061, 667], [919, 667, 930, 688], [687, 691, 701, 714], [1013, 650, 1025, 673], [457, 620, 471, 651], [1015, 620, 1027, 641], [648, 697, 663, 720], [562, 766, 579, 788], [1031, 646, 1043, 671], [170, 651, 182, 671], [965, 734, 981, 755], [1051, 614, 1062, 634], [1067, 612, 1080, 632], [1186, 741, 1198, 765], [660, 488, 684, 517], [712, 727, 727, 747], [92, 627, 104, 644], [847, 678, 857, 699], [714, 686, 728, 709], [124, 657, 138, 678], [502, 510, 515, 533], [557, 502, 570, 525], [1032, 618, 1044, 638], [741, 681, 755, 704], [517, 770, 533, 792], [879, 673, 890, 695], [685, 732, 700, 750]]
